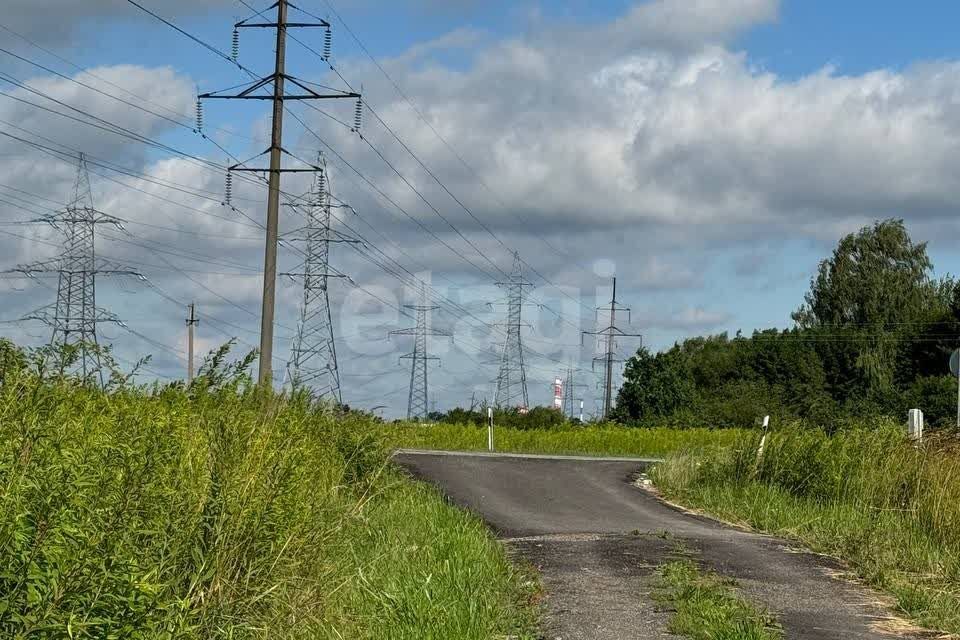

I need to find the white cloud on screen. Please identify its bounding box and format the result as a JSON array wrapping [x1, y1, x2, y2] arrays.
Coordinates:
[[608, 0, 780, 51], [321, 9, 960, 250], [0, 65, 197, 257]]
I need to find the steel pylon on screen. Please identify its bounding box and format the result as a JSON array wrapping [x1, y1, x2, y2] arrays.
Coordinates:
[[285, 159, 349, 403], [3, 153, 141, 385], [563, 365, 588, 420], [390, 285, 451, 420], [494, 252, 531, 409]]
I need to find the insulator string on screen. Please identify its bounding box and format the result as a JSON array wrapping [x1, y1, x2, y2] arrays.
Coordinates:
[[353, 97, 362, 133]]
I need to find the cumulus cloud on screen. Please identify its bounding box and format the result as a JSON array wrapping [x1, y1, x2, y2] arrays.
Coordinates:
[[0, 64, 197, 262], [318, 4, 960, 252], [608, 0, 780, 51]]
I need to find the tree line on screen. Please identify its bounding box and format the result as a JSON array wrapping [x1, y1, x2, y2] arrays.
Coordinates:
[[615, 219, 960, 429]]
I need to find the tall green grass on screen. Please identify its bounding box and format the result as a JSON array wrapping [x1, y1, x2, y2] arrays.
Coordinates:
[[653, 423, 960, 634], [0, 353, 538, 638], [387, 423, 743, 458]]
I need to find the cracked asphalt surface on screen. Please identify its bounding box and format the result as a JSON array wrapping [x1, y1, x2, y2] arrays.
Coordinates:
[[394, 451, 928, 640]]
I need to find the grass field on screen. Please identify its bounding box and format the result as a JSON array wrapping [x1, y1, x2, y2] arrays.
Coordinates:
[[386, 422, 744, 458], [652, 423, 960, 635], [0, 354, 539, 639]]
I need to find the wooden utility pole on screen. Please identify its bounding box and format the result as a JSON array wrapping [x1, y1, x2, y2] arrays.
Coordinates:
[[199, 2, 360, 387], [186, 302, 198, 383]]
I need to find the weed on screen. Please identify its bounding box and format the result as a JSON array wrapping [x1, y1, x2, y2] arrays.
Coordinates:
[[654, 558, 783, 640], [653, 423, 960, 634], [0, 345, 540, 639]]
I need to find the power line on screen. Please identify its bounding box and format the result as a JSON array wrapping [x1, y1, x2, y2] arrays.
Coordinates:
[[0, 1, 593, 409], [118, 1, 524, 310], [195, 0, 361, 386], [296, 0, 598, 323]]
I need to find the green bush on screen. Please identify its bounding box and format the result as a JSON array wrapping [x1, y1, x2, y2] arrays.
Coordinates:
[[905, 376, 957, 428], [0, 349, 537, 639]]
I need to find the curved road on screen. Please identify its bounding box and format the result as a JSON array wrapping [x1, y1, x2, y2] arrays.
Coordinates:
[[394, 450, 927, 640]]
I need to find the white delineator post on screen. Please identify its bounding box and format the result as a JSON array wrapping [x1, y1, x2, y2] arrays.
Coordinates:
[[908, 409, 924, 442], [487, 407, 494, 452], [757, 415, 770, 461], [579, 400, 584, 423]]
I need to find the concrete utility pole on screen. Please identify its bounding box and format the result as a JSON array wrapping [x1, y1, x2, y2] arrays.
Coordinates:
[[199, 2, 360, 387], [186, 302, 198, 383], [259, 0, 288, 388], [582, 277, 642, 421]]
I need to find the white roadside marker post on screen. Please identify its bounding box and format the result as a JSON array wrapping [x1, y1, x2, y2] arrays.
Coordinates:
[[487, 407, 494, 452], [908, 409, 924, 443], [757, 415, 770, 461]]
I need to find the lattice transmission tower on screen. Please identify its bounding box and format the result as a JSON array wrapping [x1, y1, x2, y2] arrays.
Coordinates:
[[390, 286, 451, 420], [3, 153, 141, 385], [494, 252, 532, 409], [284, 158, 351, 402], [563, 365, 588, 420]]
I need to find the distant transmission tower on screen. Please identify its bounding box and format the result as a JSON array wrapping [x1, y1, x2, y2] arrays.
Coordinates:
[[582, 277, 642, 420], [494, 252, 531, 409], [284, 158, 352, 403], [390, 286, 451, 420], [3, 153, 141, 385], [563, 365, 588, 420]]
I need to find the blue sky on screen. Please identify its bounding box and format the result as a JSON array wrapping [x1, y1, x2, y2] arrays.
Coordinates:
[[4, 0, 960, 417], [744, 2, 960, 77]]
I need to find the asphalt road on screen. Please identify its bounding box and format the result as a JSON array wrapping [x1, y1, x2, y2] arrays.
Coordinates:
[[394, 451, 928, 640]]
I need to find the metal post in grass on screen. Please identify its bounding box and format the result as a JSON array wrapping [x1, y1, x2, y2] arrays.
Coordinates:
[[487, 406, 494, 452], [950, 349, 960, 429]]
